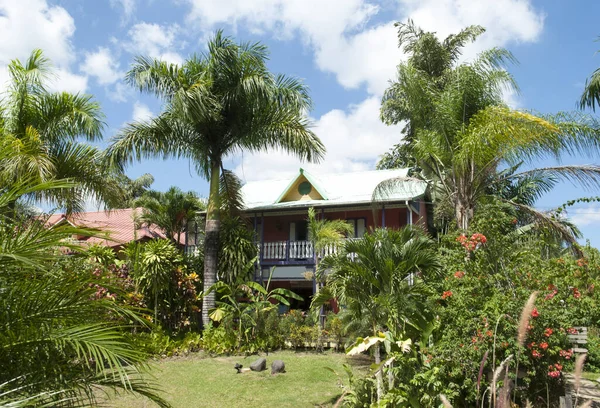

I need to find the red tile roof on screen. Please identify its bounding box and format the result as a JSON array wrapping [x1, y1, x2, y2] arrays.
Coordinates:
[[46, 208, 180, 248]]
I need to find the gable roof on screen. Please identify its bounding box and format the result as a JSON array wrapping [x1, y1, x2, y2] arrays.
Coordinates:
[[241, 168, 427, 211], [45, 208, 177, 247], [274, 168, 328, 203]]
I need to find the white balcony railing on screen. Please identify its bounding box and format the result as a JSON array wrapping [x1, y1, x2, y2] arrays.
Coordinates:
[[261, 239, 355, 262]]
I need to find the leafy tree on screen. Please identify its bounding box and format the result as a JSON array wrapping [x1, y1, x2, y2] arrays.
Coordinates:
[[0, 180, 168, 407], [0, 49, 121, 212], [314, 227, 440, 401], [135, 186, 205, 244], [137, 239, 183, 324], [377, 22, 600, 241], [116, 173, 155, 206], [209, 269, 302, 350], [107, 31, 325, 326]]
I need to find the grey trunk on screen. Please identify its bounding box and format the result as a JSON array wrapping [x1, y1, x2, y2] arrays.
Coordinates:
[[201, 219, 220, 327]]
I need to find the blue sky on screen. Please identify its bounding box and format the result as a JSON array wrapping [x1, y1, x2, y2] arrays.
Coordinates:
[[2, 0, 600, 246]]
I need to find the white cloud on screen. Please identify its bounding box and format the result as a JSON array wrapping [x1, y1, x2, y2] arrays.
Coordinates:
[[231, 96, 401, 181], [184, 0, 545, 97], [132, 101, 153, 122], [48, 68, 89, 94], [107, 81, 131, 103], [187, 0, 546, 180], [399, 0, 545, 61], [125, 23, 184, 65], [569, 206, 600, 228], [110, 0, 137, 23], [80, 47, 123, 86], [0, 0, 87, 92]]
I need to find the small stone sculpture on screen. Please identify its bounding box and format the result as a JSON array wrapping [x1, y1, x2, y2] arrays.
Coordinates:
[[250, 357, 267, 372], [271, 360, 285, 374]]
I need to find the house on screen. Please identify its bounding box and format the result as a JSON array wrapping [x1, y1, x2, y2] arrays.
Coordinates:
[[231, 168, 430, 306], [45, 208, 176, 252]]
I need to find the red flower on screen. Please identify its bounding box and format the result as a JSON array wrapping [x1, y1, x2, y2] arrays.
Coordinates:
[[544, 328, 553, 337], [454, 271, 465, 278], [486, 330, 493, 337], [545, 290, 558, 301], [567, 327, 579, 335], [554, 363, 563, 371], [531, 308, 539, 318], [442, 290, 453, 300], [548, 370, 560, 378], [559, 349, 574, 360], [573, 288, 582, 299], [540, 342, 549, 350], [532, 350, 542, 358]]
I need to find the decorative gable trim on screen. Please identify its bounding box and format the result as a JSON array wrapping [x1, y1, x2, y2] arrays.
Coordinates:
[[274, 168, 328, 203]]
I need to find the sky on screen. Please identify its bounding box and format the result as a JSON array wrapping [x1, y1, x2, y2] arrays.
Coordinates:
[[2, 0, 600, 246]]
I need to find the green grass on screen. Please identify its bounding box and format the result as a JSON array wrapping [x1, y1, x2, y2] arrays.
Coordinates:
[[582, 371, 600, 382], [107, 351, 366, 408]]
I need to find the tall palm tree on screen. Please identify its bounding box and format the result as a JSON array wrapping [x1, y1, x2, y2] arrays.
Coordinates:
[[313, 227, 440, 401], [135, 186, 204, 245], [116, 173, 155, 206], [378, 22, 600, 240], [0, 49, 121, 212], [580, 38, 600, 112], [107, 31, 325, 326], [0, 178, 168, 407]]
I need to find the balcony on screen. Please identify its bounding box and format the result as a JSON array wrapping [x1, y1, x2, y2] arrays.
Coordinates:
[[260, 240, 353, 266]]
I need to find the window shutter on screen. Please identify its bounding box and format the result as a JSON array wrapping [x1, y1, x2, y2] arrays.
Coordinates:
[[289, 222, 296, 241]]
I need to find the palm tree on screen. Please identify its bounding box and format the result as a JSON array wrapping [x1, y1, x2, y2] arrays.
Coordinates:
[[117, 173, 155, 206], [580, 38, 600, 111], [135, 186, 205, 244], [313, 227, 440, 401], [306, 207, 352, 326], [0, 178, 168, 407], [107, 31, 325, 326], [378, 22, 600, 241], [0, 49, 121, 212]]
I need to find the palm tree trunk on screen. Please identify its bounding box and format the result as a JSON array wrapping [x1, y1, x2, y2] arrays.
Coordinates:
[[201, 160, 221, 327]]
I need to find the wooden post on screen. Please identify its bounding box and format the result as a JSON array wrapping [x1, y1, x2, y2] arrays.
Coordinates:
[[260, 213, 264, 285]]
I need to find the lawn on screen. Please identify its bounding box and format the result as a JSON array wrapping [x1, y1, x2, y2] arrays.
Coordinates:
[[108, 351, 365, 408]]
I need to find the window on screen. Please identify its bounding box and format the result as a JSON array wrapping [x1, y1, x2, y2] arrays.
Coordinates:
[[346, 218, 366, 238]]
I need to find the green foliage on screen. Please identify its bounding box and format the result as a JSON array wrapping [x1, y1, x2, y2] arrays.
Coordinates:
[[0, 49, 123, 212], [378, 20, 600, 238], [135, 186, 204, 243], [0, 181, 168, 407], [106, 30, 326, 325], [217, 216, 258, 284]]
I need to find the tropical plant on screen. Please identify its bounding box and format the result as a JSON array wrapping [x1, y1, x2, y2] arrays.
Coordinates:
[[306, 206, 352, 326], [377, 22, 600, 242], [116, 172, 155, 206], [135, 186, 205, 244], [208, 268, 302, 352], [136, 239, 183, 324], [0, 181, 168, 407], [0, 49, 122, 212], [313, 227, 440, 401], [580, 37, 600, 112], [107, 31, 325, 326]]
